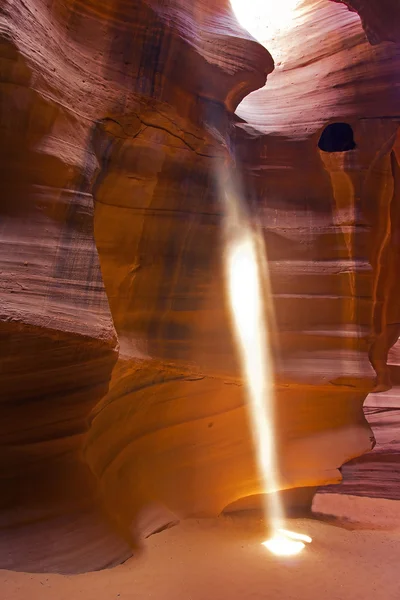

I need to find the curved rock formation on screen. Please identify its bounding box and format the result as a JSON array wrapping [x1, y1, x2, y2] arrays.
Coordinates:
[[0, 0, 272, 571], [236, 0, 400, 389], [1, 0, 398, 572], [234, 0, 399, 496], [331, 0, 400, 44], [0, 35, 130, 573], [86, 0, 380, 541]]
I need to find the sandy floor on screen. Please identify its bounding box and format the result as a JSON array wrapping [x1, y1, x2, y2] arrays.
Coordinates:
[[1, 494, 399, 600]]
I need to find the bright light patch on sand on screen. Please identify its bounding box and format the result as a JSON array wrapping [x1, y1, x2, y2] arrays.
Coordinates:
[[230, 0, 301, 43], [262, 529, 312, 556], [222, 173, 311, 556]]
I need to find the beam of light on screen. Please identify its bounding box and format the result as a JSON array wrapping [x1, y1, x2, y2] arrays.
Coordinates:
[[230, 0, 301, 43], [221, 170, 312, 556], [225, 226, 283, 529]]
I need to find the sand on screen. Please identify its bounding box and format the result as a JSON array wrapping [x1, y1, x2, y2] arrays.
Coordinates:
[[1, 494, 399, 600]]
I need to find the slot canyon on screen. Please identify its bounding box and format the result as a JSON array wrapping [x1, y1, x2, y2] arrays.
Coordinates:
[[0, 0, 399, 598]]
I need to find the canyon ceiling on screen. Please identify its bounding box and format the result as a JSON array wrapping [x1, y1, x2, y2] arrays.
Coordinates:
[[1, 0, 399, 573]]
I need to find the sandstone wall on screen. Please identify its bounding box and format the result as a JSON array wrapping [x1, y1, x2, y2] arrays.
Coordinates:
[[1, 0, 398, 571]]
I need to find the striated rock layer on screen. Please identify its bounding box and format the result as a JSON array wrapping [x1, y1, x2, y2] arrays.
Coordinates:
[[0, 0, 273, 571], [235, 0, 399, 497], [331, 0, 400, 44], [0, 0, 398, 571]]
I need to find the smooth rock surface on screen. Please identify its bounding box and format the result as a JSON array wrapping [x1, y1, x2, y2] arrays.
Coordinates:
[[1, 0, 399, 572]]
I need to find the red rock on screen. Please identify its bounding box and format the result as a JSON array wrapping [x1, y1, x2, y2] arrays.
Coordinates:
[[331, 0, 400, 43], [0, 0, 398, 571]]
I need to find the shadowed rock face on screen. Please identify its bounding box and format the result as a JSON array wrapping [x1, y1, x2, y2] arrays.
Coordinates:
[[0, 0, 398, 572], [0, 36, 130, 573], [331, 0, 400, 44]]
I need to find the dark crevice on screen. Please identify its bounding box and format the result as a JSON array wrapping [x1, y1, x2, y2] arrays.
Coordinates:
[[318, 122, 356, 152]]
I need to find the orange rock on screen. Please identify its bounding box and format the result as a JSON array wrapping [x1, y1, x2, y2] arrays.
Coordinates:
[[0, 0, 398, 571]]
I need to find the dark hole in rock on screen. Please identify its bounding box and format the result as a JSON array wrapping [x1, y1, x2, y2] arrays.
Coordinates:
[[318, 122, 356, 152]]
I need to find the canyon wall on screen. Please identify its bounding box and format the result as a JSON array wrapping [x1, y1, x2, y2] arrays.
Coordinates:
[[0, 0, 272, 571], [331, 0, 400, 43], [0, 0, 398, 571], [236, 0, 399, 498]]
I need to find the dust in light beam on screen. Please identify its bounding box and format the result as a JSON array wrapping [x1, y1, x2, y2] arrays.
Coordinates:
[[221, 170, 312, 556]]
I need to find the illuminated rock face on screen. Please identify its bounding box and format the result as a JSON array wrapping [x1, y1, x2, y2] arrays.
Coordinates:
[[0, 0, 398, 571]]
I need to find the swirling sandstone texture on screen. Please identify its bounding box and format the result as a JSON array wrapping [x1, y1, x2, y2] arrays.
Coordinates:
[[331, 0, 400, 44], [0, 0, 398, 572], [236, 0, 399, 495]]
